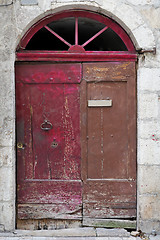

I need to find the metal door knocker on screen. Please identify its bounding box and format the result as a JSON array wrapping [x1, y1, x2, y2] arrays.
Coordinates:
[[40, 120, 52, 131]]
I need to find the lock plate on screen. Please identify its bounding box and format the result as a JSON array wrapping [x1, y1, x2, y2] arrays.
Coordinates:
[[51, 141, 58, 148], [17, 142, 24, 149]]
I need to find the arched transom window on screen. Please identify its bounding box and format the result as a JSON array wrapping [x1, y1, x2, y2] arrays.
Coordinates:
[[17, 10, 136, 61]]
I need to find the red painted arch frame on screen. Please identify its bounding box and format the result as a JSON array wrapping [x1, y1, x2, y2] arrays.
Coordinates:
[[16, 10, 137, 62]]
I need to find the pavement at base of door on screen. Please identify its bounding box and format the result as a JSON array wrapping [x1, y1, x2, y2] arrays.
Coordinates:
[[0, 228, 159, 240]]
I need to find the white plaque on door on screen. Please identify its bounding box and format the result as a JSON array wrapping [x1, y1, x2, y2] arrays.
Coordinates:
[[88, 100, 112, 107]]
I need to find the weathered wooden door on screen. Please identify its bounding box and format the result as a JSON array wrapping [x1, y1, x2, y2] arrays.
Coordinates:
[[16, 61, 136, 228], [81, 62, 136, 227], [16, 63, 82, 221]]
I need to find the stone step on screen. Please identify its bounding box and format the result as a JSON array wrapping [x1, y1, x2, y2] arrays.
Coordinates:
[[0, 228, 158, 239]]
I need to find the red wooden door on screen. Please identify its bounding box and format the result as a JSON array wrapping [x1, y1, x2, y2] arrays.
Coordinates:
[[16, 61, 136, 228], [16, 63, 82, 220], [81, 62, 136, 226]]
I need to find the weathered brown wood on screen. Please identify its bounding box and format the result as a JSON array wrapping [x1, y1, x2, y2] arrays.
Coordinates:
[[18, 204, 82, 219], [80, 80, 88, 182], [17, 181, 82, 204], [17, 219, 81, 230], [82, 62, 136, 220], [83, 62, 135, 82], [83, 180, 136, 218], [87, 81, 128, 179]]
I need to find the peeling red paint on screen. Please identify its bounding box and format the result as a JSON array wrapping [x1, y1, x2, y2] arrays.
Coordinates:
[[16, 63, 82, 220]]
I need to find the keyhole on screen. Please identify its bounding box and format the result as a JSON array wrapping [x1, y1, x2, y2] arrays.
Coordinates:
[[51, 141, 58, 148]]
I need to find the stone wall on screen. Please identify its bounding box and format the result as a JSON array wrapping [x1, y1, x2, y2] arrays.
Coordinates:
[[0, 0, 159, 234]]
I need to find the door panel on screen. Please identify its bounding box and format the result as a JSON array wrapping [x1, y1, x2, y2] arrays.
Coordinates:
[[87, 81, 127, 179], [16, 63, 82, 220], [82, 62, 136, 220]]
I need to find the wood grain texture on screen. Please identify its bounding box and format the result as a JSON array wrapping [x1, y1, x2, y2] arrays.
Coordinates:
[[83, 62, 135, 81], [18, 203, 82, 219]]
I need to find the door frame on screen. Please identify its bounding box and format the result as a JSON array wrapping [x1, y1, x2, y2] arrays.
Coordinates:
[[15, 9, 137, 229]]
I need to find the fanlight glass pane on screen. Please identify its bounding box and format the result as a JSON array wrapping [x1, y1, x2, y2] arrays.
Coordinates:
[[78, 17, 106, 45], [84, 28, 127, 51], [26, 17, 74, 50], [47, 17, 75, 45], [78, 17, 127, 51]]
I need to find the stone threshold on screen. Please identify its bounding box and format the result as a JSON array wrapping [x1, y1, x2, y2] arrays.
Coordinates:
[[0, 228, 131, 237]]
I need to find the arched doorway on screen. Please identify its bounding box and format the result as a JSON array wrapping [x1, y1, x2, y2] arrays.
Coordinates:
[[16, 10, 137, 230]]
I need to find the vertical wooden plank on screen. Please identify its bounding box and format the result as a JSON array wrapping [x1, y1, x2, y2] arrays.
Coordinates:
[[126, 62, 137, 180], [82, 62, 136, 220], [16, 82, 34, 181], [87, 83, 103, 179], [102, 82, 128, 179], [80, 80, 87, 181], [31, 84, 64, 179], [16, 82, 26, 182], [62, 84, 81, 180]]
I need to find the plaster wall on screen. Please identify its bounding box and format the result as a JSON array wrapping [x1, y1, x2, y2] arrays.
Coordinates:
[[0, 0, 160, 234]]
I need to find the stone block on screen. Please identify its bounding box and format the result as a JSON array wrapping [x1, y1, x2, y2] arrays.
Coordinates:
[[107, 237, 122, 240], [0, 10, 14, 31], [96, 228, 130, 237], [138, 68, 160, 92], [15, 228, 96, 237], [132, 24, 155, 49], [125, 0, 150, 5], [138, 93, 158, 119], [0, 237, 22, 240], [0, 224, 4, 232], [122, 237, 136, 240], [0, 166, 15, 201], [0, 146, 14, 167], [138, 165, 160, 194], [54, 0, 98, 2], [51, 0, 103, 9], [149, 236, 160, 240], [0, 0, 12, 5], [138, 120, 160, 140], [0, 202, 15, 231], [0, 100, 15, 147], [115, 4, 144, 31], [0, 62, 15, 147], [100, 0, 118, 14], [38, 0, 51, 11], [138, 194, 160, 220], [138, 138, 160, 165], [21, 0, 38, 5], [141, 7, 160, 29], [0, 25, 16, 51], [96, 237, 109, 240], [126, 0, 160, 7], [16, 6, 41, 31]]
